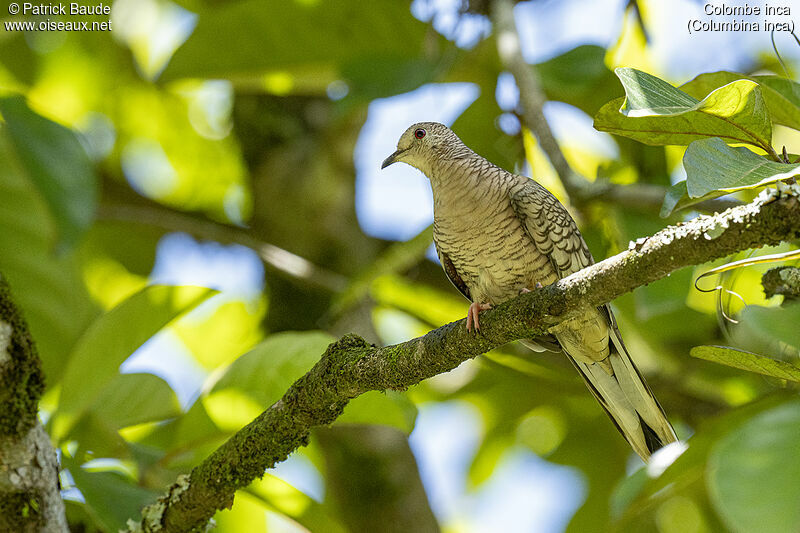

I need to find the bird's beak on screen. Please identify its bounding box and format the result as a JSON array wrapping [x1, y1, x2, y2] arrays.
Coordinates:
[[381, 148, 406, 169]]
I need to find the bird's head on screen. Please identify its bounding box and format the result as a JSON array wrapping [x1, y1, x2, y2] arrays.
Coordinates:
[[381, 122, 465, 174]]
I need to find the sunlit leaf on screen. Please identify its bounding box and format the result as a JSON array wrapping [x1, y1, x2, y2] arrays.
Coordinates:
[[683, 137, 799, 198], [210, 330, 334, 407], [708, 399, 800, 533], [338, 391, 417, 434], [370, 275, 467, 327], [174, 297, 267, 370], [55, 285, 216, 439], [595, 69, 772, 152], [90, 373, 182, 428], [690, 345, 800, 382], [246, 474, 348, 533], [213, 490, 267, 532], [0, 95, 97, 249], [682, 71, 800, 131]]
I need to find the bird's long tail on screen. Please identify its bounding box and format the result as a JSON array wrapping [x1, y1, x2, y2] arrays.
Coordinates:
[[559, 314, 677, 462]]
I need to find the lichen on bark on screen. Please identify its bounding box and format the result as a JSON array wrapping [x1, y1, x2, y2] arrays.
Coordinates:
[[0, 276, 45, 437]]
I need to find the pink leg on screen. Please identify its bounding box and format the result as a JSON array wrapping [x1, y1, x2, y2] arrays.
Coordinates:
[[519, 282, 542, 296], [467, 302, 493, 332]]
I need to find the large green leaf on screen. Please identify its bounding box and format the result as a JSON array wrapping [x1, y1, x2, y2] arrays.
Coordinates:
[[0, 95, 97, 249], [210, 330, 335, 407], [708, 399, 800, 533], [88, 373, 182, 428], [54, 285, 216, 439], [594, 68, 773, 151], [683, 137, 800, 198], [682, 71, 800, 131], [0, 136, 98, 384], [690, 345, 800, 382], [162, 0, 439, 99]]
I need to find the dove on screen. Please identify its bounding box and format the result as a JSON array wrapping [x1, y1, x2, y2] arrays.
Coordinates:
[[382, 122, 677, 461]]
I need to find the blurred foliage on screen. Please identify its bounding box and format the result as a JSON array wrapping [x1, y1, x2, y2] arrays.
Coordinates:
[[1, 0, 799, 532]]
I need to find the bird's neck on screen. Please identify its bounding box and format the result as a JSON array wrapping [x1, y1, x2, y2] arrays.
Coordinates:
[[429, 154, 511, 216]]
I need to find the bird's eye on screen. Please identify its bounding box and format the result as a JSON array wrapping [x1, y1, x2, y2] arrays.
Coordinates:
[[414, 128, 426, 139]]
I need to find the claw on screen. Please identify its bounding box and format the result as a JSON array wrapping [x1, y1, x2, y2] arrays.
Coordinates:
[[466, 301, 492, 332]]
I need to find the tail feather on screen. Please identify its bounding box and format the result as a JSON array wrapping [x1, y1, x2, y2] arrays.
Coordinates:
[[564, 309, 677, 461]]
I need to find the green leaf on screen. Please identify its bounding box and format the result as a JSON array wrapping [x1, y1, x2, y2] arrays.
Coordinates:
[[690, 345, 800, 382], [611, 395, 792, 528], [162, 0, 439, 99], [659, 180, 732, 217], [740, 303, 800, 351], [708, 399, 800, 533], [338, 391, 417, 434], [213, 491, 267, 533], [683, 137, 800, 198], [66, 460, 159, 532], [89, 373, 182, 428], [0, 137, 98, 384], [246, 474, 348, 533], [534, 45, 623, 116], [682, 71, 800, 131], [594, 68, 773, 151], [54, 285, 216, 439], [0, 95, 97, 249], [210, 330, 335, 407]]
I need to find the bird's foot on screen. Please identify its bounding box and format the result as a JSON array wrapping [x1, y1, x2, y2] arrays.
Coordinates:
[[519, 283, 543, 296], [467, 302, 492, 332]]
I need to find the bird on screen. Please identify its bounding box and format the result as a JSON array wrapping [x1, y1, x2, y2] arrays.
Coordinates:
[[381, 121, 677, 461]]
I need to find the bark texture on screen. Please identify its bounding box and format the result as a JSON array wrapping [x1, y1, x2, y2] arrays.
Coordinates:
[[0, 276, 68, 532]]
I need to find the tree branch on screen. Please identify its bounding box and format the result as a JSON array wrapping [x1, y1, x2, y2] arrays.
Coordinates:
[[762, 266, 800, 300], [0, 275, 68, 532], [490, 0, 743, 215], [133, 188, 800, 532], [96, 203, 347, 292]]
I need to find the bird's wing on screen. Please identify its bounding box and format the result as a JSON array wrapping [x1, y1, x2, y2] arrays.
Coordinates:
[[436, 247, 471, 301], [509, 179, 593, 277], [510, 178, 676, 460]]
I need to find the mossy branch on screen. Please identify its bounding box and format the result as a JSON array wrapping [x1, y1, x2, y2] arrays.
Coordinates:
[[0, 275, 68, 532], [134, 189, 800, 532]]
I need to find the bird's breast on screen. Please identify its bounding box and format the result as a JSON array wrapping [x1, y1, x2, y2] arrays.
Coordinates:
[[433, 202, 555, 304]]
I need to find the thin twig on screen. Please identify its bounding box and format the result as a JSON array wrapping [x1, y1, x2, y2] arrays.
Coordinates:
[[96, 203, 348, 292]]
